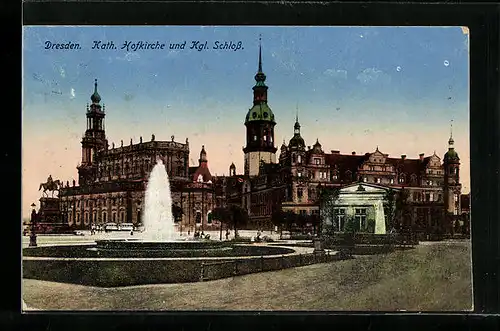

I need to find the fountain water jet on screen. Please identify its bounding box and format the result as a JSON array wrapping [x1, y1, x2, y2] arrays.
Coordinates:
[[141, 158, 178, 241]]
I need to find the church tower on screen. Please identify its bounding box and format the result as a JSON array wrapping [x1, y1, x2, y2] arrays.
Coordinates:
[[77, 79, 108, 186], [443, 122, 462, 217], [243, 36, 277, 176]]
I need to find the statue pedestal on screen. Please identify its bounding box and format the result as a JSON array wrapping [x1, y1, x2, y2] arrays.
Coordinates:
[[39, 197, 61, 223]]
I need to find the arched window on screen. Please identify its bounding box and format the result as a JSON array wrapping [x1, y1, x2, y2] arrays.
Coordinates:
[[102, 212, 107, 222]]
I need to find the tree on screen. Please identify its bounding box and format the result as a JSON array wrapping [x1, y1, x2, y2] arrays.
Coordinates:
[[271, 209, 287, 239], [394, 189, 411, 232], [228, 204, 249, 238], [309, 213, 321, 236], [318, 187, 340, 235], [171, 204, 184, 223], [383, 188, 397, 230], [343, 215, 359, 234], [283, 210, 297, 235], [212, 207, 231, 224]]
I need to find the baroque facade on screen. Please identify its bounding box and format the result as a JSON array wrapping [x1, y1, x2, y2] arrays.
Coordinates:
[[58, 80, 220, 232]]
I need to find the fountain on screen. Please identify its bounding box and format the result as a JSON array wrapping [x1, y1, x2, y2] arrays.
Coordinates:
[[93, 158, 231, 255], [142, 159, 177, 241]]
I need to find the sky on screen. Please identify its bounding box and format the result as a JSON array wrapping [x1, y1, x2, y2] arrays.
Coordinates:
[[22, 26, 469, 218]]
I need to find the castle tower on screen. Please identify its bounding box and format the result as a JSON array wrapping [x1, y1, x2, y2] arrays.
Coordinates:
[[288, 110, 306, 164], [443, 122, 462, 216], [229, 162, 236, 176], [77, 79, 108, 185], [243, 36, 277, 176]]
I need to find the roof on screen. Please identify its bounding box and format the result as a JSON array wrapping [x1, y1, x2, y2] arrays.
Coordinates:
[[326, 152, 430, 176], [245, 103, 275, 123], [192, 163, 212, 183]]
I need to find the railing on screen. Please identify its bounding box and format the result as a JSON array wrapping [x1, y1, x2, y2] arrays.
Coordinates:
[[199, 250, 340, 282]]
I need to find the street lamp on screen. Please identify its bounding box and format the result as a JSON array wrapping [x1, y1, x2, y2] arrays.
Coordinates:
[[29, 203, 37, 247]]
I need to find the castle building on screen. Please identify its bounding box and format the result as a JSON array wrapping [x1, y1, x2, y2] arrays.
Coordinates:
[[222, 40, 463, 235], [58, 81, 219, 232]]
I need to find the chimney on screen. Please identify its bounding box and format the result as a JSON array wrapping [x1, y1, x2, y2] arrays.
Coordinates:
[[401, 154, 406, 160], [419, 153, 424, 161], [352, 151, 356, 155], [331, 150, 340, 154]]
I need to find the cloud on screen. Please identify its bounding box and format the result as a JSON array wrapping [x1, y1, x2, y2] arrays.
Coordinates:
[[70, 88, 75, 99], [116, 52, 141, 62], [59, 67, 66, 78], [324, 68, 348, 79], [356, 67, 391, 85]]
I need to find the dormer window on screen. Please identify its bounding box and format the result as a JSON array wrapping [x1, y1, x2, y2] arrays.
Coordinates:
[[197, 174, 203, 183], [375, 178, 381, 184], [363, 177, 367, 183], [315, 158, 320, 165]]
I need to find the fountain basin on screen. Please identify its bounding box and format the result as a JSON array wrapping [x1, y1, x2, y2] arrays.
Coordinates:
[[22, 243, 339, 287], [92, 239, 235, 258]]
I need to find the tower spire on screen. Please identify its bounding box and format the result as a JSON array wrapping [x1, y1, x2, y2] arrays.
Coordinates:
[[258, 34, 262, 73], [90, 78, 101, 104], [296, 103, 299, 123], [449, 119, 454, 146]]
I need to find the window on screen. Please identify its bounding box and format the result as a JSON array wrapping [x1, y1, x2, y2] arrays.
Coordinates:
[[363, 177, 367, 183], [298, 155, 302, 163], [253, 135, 257, 141], [355, 208, 367, 229], [390, 178, 394, 184], [297, 188, 303, 201], [297, 172, 302, 177], [103, 212, 107, 222], [196, 212, 202, 223], [429, 193, 434, 201], [207, 212, 212, 224], [425, 193, 430, 202], [315, 158, 320, 165], [112, 213, 116, 222], [399, 176, 405, 184], [263, 136, 267, 141], [334, 208, 346, 231], [413, 192, 418, 201], [375, 178, 381, 184], [332, 174, 338, 180]]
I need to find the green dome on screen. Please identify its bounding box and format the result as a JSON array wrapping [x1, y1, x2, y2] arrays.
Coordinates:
[[245, 103, 275, 123], [444, 149, 459, 161], [289, 135, 305, 149]]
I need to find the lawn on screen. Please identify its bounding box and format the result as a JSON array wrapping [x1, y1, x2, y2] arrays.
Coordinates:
[[22, 240, 472, 311]]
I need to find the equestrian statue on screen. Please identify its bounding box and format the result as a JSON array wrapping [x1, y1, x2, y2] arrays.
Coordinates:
[[38, 175, 61, 197]]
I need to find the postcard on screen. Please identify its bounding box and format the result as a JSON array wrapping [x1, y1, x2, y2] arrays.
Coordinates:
[[22, 25, 471, 311]]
